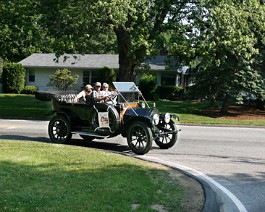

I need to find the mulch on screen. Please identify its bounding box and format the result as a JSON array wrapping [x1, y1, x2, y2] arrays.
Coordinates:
[[197, 105, 265, 120]]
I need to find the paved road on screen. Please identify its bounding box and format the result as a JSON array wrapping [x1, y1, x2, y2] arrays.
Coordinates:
[[1, 119, 265, 211], [147, 125, 265, 212]]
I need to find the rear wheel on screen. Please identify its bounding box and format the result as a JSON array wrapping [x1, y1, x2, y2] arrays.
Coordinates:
[[48, 115, 72, 144], [155, 120, 178, 149], [127, 121, 153, 155]]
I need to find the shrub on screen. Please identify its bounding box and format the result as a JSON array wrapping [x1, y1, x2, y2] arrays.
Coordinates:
[[97, 66, 117, 88], [139, 73, 157, 100], [48, 69, 78, 91], [158, 86, 185, 100], [21, 85, 38, 94], [2, 62, 26, 93]]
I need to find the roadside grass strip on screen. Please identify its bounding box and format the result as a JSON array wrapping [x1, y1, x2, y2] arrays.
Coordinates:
[[0, 140, 188, 211]]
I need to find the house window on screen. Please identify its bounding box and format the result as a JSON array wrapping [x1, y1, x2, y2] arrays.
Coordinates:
[[83, 70, 101, 85], [83, 71, 90, 84], [29, 70, 35, 82], [161, 74, 176, 86], [90, 70, 100, 84]]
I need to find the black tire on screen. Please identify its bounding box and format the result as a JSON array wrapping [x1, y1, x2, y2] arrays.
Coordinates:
[[35, 91, 52, 101], [48, 115, 72, 144], [80, 135, 95, 142], [127, 121, 153, 155], [155, 120, 178, 149]]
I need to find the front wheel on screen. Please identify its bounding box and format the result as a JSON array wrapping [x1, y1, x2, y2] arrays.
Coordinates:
[[127, 121, 153, 155], [48, 115, 72, 144], [155, 120, 178, 149]]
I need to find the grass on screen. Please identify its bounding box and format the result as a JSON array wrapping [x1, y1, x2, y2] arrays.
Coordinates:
[[152, 100, 265, 126], [0, 94, 264, 126], [0, 140, 187, 211], [0, 94, 51, 119]]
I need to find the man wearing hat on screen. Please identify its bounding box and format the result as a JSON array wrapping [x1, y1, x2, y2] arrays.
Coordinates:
[[73, 84, 93, 103], [93, 82, 107, 103]]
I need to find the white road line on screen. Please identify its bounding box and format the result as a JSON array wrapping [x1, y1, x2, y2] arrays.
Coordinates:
[[135, 155, 248, 212], [6, 127, 16, 129]]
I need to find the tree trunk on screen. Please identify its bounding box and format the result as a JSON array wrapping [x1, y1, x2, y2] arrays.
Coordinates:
[[118, 54, 136, 82], [221, 93, 231, 113], [256, 98, 265, 110], [114, 26, 145, 82]]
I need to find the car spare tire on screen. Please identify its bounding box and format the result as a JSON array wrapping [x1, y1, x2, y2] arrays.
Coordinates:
[[35, 91, 53, 101], [90, 103, 120, 134]]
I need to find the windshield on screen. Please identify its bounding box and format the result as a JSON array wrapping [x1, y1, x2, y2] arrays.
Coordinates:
[[113, 82, 139, 92], [112, 82, 140, 103]]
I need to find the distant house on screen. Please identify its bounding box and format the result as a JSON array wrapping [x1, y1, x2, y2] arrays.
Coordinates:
[[141, 56, 190, 87], [19, 53, 190, 91]]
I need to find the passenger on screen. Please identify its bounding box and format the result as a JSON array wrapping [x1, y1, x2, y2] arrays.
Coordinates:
[[101, 83, 117, 105], [93, 82, 107, 103], [73, 84, 93, 103]]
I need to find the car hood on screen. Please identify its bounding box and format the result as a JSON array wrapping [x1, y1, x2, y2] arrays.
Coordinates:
[[124, 107, 159, 117]]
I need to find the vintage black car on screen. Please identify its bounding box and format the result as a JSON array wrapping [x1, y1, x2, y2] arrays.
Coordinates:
[[47, 82, 180, 155]]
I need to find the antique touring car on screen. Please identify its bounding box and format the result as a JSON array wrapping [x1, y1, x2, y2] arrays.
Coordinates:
[[47, 82, 180, 155]]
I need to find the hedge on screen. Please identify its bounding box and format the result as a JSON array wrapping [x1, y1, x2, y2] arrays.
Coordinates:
[[21, 85, 38, 94], [2, 62, 26, 94]]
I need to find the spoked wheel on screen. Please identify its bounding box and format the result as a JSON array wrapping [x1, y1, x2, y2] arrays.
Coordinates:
[[127, 121, 153, 155], [48, 115, 72, 144], [155, 120, 178, 149]]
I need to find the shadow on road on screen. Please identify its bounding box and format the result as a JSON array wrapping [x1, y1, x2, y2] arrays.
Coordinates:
[[68, 138, 131, 154], [0, 135, 50, 143], [0, 134, 134, 154]]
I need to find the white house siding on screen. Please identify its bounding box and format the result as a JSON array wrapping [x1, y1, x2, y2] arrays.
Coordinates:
[[26, 68, 84, 91]]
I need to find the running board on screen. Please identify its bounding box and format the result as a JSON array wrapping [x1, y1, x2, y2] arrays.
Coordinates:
[[71, 131, 108, 138]]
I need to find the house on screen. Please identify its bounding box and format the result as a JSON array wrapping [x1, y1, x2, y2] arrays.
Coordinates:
[[19, 53, 190, 91], [141, 56, 190, 87]]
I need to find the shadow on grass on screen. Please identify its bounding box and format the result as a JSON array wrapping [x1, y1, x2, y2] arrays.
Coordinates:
[[0, 94, 51, 119], [0, 157, 184, 211]]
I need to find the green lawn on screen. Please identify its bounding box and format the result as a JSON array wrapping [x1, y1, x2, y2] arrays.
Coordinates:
[[152, 100, 265, 126], [0, 94, 51, 119], [0, 140, 190, 211], [0, 94, 264, 126]]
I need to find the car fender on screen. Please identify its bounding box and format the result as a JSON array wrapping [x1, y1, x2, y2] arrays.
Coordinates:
[[123, 116, 153, 128], [47, 109, 72, 124]]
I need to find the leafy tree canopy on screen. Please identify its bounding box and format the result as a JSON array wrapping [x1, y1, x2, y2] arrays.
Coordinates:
[[38, 0, 191, 81], [185, 0, 265, 112], [0, 0, 54, 62]]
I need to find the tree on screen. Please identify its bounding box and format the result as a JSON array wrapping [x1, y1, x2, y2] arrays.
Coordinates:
[[0, 0, 53, 62], [187, 0, 265, 112], [0, 57, 3, 83], [38, 0, 192, 81], [48, 69, 78, 91]]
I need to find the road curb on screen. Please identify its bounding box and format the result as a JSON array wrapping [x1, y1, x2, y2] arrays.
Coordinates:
[[132, 155, 249, 212], [131, 155, 219, 212]]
